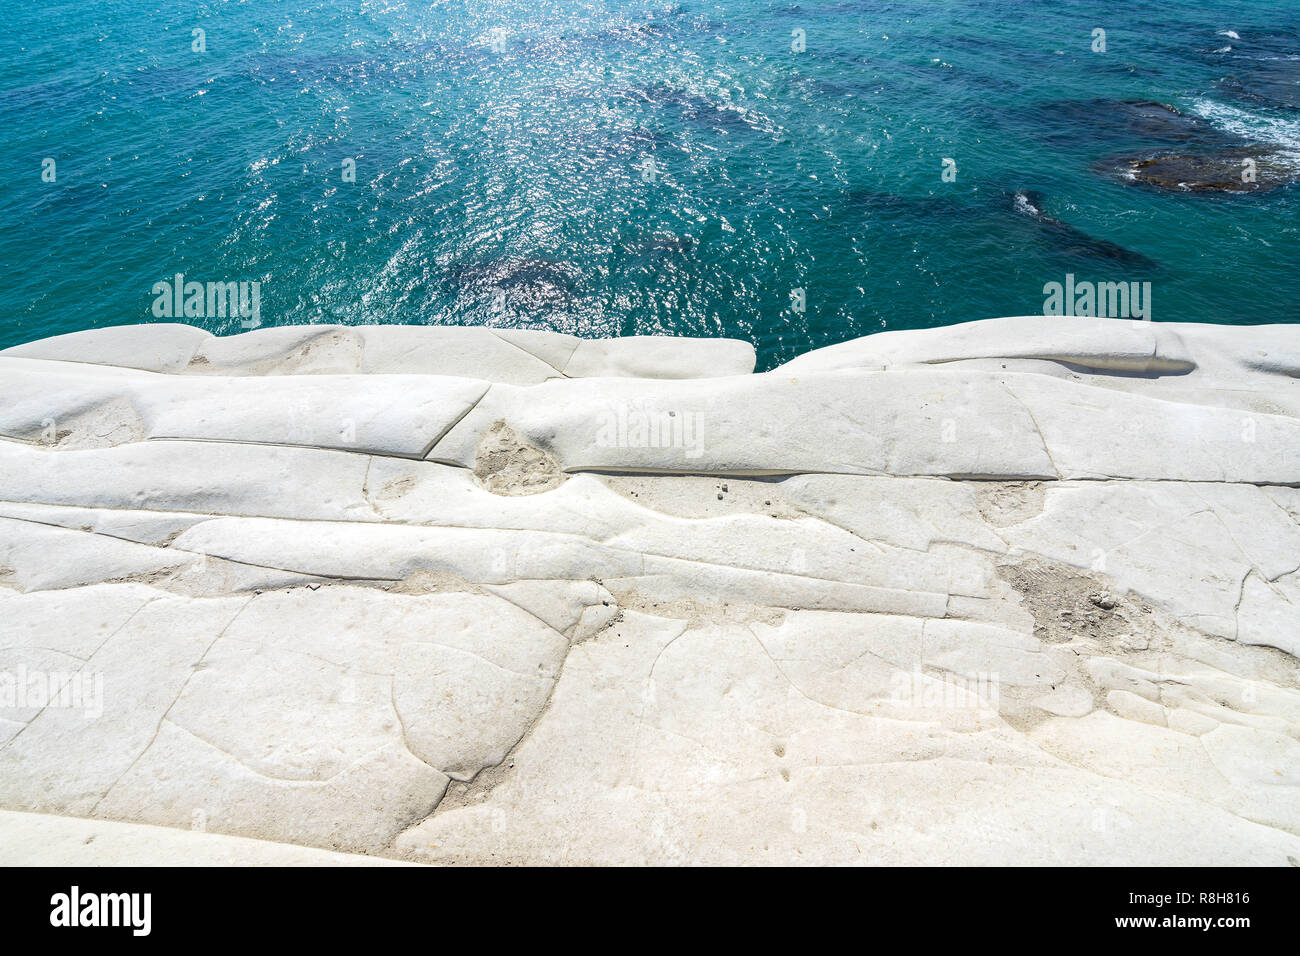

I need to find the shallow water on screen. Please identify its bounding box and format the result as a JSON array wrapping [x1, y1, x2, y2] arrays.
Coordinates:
[[2, 1, 1297, 368]]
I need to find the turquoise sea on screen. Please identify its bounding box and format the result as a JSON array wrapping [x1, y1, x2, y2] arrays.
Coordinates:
[[2, 1, 1298, 369]]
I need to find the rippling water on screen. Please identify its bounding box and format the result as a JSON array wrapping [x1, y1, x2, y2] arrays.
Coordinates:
[[2, 1, 1298, 367]]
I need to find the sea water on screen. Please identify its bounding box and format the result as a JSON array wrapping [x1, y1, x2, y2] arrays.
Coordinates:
[[2, 0, 1297, 368]]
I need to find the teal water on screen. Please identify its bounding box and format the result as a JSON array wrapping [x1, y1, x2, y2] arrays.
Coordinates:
[[2, 1, 1298, 369]]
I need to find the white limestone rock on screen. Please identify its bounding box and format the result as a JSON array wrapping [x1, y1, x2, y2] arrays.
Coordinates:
[[191, 326, 363, 375], [0, 358, 489, 457], [0, 324, 209, 373], [0, 316, 1296, 865], [1, 323, 755, 383], [777, 315, 1195, 375], [0, 810, 417, 866], [427, 371, 1059, 478], [562, 334, 756, 379], [0, 518, 194, 591]]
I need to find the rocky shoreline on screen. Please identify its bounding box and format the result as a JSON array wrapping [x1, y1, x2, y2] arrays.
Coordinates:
[[1, 317, 1297, 865]]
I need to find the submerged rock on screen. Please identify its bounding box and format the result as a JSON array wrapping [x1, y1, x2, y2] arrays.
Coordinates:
[[1035, 99, 1232, 148], [445, 257, 584, 309], [623, 231, 694, 258], [1202, 29, 1300, 109], [1045, 94, 1299, 195], [1009, 189, 1159, 268], [1110, 147, 1300, 193], [624, 81, 765, 135], [1218, 68, 1300, 111]]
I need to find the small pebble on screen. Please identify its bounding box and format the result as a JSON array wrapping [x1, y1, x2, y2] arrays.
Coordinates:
[[1090, 591, 1117, 611]]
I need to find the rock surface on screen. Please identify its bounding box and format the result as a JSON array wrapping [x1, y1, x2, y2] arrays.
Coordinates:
[[0, 810, 411, 866], [0, 318, 1297, 865], [1111, 148, 1300, 193]]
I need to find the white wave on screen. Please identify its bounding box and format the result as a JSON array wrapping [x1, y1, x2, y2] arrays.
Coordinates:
[[1012, 191, 1041, 217], [1189, 98, 1300, 160]]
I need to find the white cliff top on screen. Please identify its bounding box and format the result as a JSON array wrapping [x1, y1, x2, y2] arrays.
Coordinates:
[[0, 316, 1297, 865]]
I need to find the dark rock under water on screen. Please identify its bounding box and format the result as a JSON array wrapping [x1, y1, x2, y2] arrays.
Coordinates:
[[1050, 94, 1300, 195], [1104, 148, 1300, 194], [1202, 30, 1300, 110], [625, 232, 695, 256], [625, 82, 762, 135], [1032, 99, 1239, 149], [445, 258, 584, 310], [1009, 190, 1159, 269]]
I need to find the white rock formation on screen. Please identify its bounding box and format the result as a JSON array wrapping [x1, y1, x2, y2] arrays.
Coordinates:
[[0, 810, 412, 866], [0, 317, 1297, 865]]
